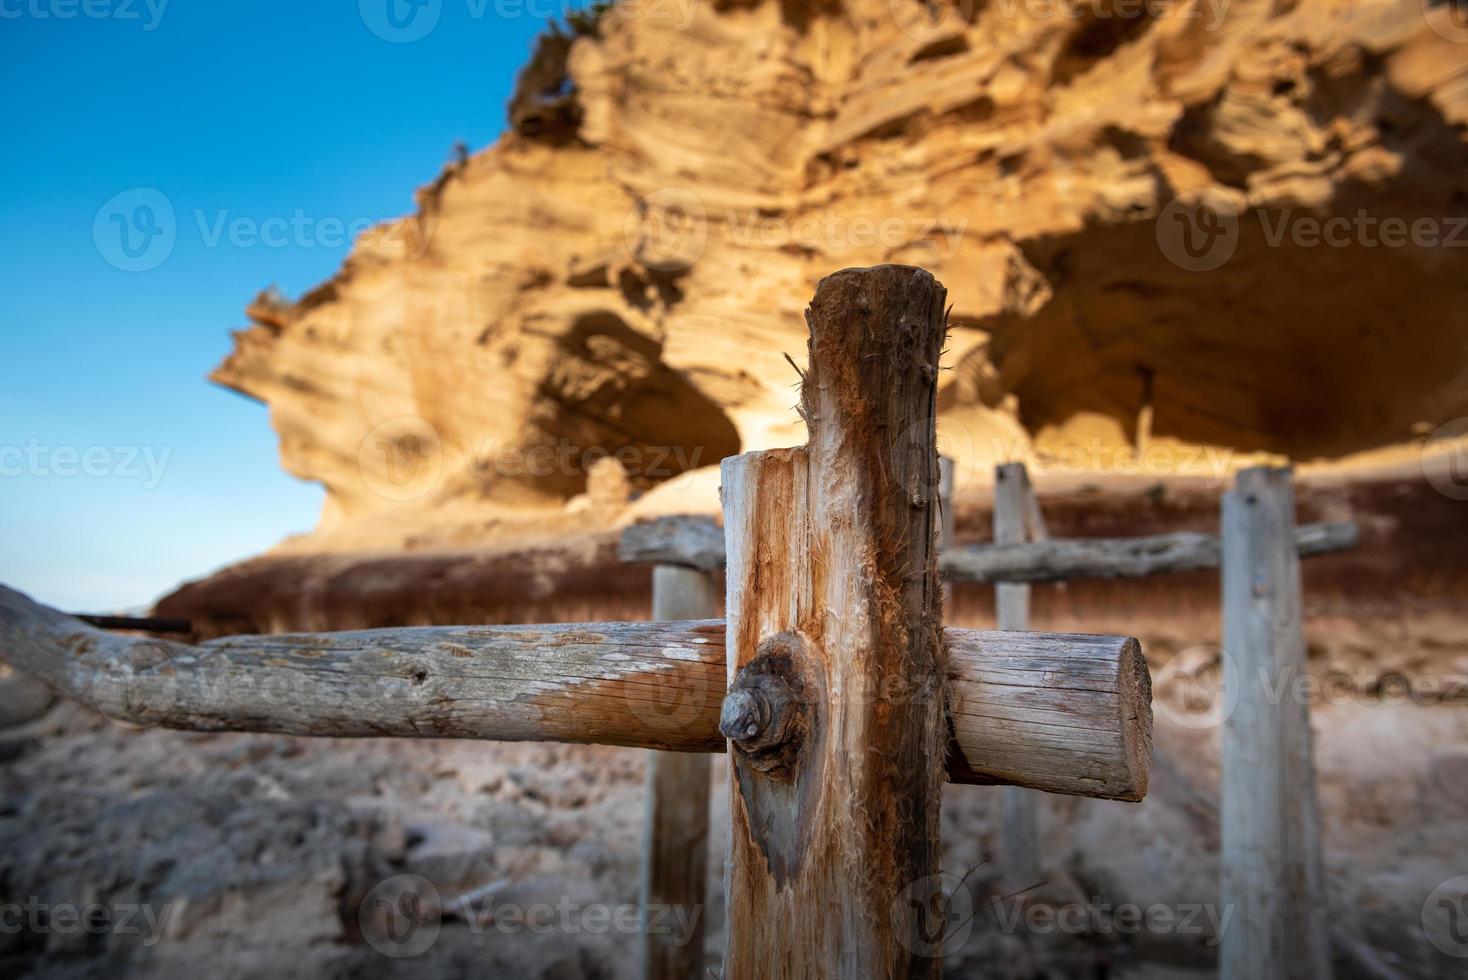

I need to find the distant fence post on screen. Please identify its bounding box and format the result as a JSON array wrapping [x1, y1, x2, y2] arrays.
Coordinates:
[[1220, 466, 1331, 980], [938, 456, 955, 613], [639, 564, 718, 980], [994, 462, 1041, 891]]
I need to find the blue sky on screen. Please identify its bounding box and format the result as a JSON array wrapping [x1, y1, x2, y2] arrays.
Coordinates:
[[0, 2, 557, 611]]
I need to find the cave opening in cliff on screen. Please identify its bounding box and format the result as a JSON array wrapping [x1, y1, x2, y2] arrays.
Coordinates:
[[525, 310, 742, 499], [974, 201, 1468, 462]]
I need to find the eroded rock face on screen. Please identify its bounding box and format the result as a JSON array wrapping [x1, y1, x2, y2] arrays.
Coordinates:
[[212, 0, 1468, 552]]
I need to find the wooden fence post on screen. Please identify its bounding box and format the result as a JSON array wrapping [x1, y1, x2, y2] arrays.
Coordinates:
[[1220, 466, 1331, 980], [639, 564, 719, 980], [720, 266, 949, 978], [994, 463, 1041, 892]]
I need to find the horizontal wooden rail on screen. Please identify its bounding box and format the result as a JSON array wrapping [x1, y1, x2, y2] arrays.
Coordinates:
[[0, 584, 1150, 801], [616, 515, 726, 572], [940, 520, 1358, 584], [620, 515, 1357, 583]]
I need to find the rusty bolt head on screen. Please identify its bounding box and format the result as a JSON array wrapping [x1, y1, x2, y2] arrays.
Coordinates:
[[720, 665, 804, 768], [719, 688, 769, 743]]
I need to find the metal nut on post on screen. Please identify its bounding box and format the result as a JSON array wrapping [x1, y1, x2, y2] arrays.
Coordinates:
[[719, 632, 809, 772], [719, 688, 769, 743]]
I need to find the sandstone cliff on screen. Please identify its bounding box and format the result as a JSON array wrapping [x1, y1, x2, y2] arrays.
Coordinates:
[[19, 5, 1468, 977], [210, 0, 1468, 556]]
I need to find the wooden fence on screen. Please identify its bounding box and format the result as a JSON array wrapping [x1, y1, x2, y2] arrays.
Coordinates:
[[621, 464, 1354, 978], [1, 266, 1156, 978]]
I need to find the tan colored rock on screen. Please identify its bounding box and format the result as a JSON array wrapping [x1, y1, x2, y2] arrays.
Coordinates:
[[208, 0, 1466, 558]]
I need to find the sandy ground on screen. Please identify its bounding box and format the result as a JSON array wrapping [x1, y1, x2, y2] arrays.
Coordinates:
[[2, 679, 1466, 979]]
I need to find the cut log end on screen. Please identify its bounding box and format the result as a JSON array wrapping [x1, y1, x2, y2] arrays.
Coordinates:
[[1118, 636, 1154, 802], [944, 629, 1153, 802]]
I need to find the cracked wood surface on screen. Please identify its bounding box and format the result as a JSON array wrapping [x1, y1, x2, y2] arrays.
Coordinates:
[[721, 266, 950, 978], [0, 583, 1148, 799]]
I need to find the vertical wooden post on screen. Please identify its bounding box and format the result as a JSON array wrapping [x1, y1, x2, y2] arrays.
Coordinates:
[[1220, 466, 1331, 980], [639, 564, 718, 980], [720, 266, 949, 978], [994, 463, 1041, 891]]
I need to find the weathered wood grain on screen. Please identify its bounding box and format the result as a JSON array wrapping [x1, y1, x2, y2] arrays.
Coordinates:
[[0, 582, 728, 752], [945, 629, 1151, 800], [0, 583, 1148, 798], [1220, 468, 1331, 980], [721, 266, 949, 978], [619, 516, 725, 571], [620, 515, 1357, 583], [640, 565, 718, 980], [942, 520, 1358, 584]]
